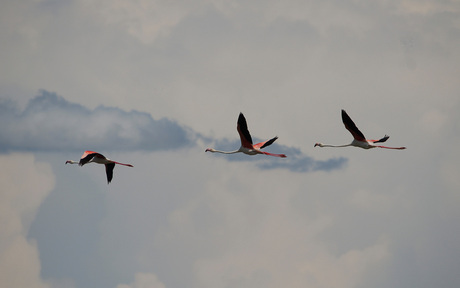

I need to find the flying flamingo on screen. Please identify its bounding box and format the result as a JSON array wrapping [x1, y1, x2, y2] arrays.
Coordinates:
[[205, 113, 287, 157], [66, 151, 133, 184], [314, 110, 406, 150]]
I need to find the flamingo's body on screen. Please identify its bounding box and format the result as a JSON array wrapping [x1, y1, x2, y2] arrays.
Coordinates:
[[206, 113, 287, 158], [314, 110, 406, 150], [66, 151, 133, 184]]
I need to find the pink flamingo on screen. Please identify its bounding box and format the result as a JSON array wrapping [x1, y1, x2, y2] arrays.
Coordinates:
[[206, 113, 287, 157], [314, 110, 406, 150], [66, 151, 133, 184]]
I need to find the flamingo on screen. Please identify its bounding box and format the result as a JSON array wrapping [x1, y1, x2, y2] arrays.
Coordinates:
[[314, 110, 406, 150], [205, 113, 287, 157], [66, 151, 133, 184]]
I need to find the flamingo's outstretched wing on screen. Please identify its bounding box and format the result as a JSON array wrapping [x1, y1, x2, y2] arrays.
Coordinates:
[[105, 162, 115, 183], [254, 136, 278, 149], [341, 110, 366, 141], [372, 135, 389, 143], [237, 113, 253, 148], [79, 151, 102, 166]]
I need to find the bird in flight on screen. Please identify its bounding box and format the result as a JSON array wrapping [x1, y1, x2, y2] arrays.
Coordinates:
[[205, 113, 287, 157], [66, 151, 133, 184], [314, 110, 406, 150]]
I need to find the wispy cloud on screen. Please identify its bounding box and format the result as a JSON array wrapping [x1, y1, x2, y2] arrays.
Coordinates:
[[0, 153, 54, 288], [0, 91, 346, 172], [258, 146, 348, 172], [0, 90, 194, 153], [205, 139, 347, 172]]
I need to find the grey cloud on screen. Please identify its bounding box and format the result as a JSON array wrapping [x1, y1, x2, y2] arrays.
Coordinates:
[[0, 90, 194, 152], [206, 139, 347, 172], [1, 91, 346, 173]]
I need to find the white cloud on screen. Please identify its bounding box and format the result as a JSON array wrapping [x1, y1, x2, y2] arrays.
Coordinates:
[[82, 0, 209, 44], [117, 273, 165, 288], [420, 109, 447, 134], [163, 163, 390, 288], [0, 153, 55, 288], [397, 0, 460, 15], [350, 189, 393, 213], [300, 238, 389, 288]]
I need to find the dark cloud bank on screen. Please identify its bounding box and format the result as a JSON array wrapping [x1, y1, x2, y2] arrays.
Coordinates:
[[0, 90, 346, 172], [0, 90, 193, 152], [207, 138, 347, 172]]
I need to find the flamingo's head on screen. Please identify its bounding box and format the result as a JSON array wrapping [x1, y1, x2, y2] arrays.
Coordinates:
[[65, 160, 77, 164], [314, 143, 323, 147], [205, 148, 214, 153]]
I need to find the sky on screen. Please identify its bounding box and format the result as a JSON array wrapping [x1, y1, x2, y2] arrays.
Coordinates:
[[1, 0, 460, 288]]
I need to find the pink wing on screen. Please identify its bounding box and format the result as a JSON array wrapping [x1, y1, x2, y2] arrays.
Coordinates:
[[81, 150, 98, 159], [79, 151, 105, 166]]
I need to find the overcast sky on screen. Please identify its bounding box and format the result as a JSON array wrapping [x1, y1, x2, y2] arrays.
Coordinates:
[[1, 1, 460, 288]]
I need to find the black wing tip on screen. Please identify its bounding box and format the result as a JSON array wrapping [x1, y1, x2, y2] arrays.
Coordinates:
[[260, 136, 279, 149], [341, 109, 352, 123], [237, 112, 253, 144], [375, 134, 390, 143], [237, 113, 246, 124], [105, 163, 115, 184]]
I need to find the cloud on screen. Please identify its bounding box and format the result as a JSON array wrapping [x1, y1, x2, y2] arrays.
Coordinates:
[[88, 0, 209, 45], [0, 153, 55, 288], [117, 273, 165, 288], [2, 1, 460, 288], [0, 90, 194, 153], [205, 139, 347, 172], [160, 160, 390, 288], [257, 145, 347, 172], [1, 91, 346, 172]]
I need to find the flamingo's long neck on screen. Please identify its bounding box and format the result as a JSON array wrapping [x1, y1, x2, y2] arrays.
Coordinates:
[[208, 149, 241, 154], [320, 144, 352, 148]]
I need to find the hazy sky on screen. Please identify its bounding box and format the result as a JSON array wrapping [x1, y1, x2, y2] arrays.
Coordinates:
[[1, 1, 460, 288]]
